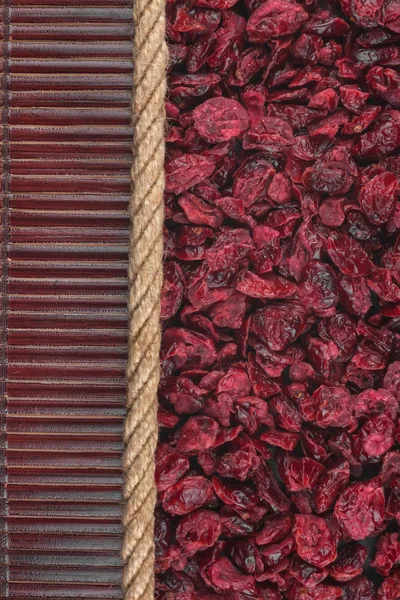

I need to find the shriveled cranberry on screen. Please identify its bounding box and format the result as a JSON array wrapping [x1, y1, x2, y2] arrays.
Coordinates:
[[193, 98, 249, 143], [315, 462, 351, 514], [255, 514, 293, 545], [251, 302, 308, 352], [262, 534, 296, 567], [277, 452, 325, 493], [204, 557, 257, 594], [370, 533, 400, 576], [246, 0, 308, 43], [165, 154, 215, 194], [299, 261, 339, 318], [162, 476, 214, 516], [289, 555, 328, 589], [327, 231, 372, 278], [176, 416, 220, 452], [176, 510, 222, 555], [312, 385, 354, 429], [328, 543, 367, 582], [359, 171, 398, 225], [156, 445, 190, 492], [293, 514, 337, 568], [334, 479, 385, 540]]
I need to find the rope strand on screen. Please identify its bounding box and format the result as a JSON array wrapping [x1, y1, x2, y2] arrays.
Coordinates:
[[123, 0, 167, 596]]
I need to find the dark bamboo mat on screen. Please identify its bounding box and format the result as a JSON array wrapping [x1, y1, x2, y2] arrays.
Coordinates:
[[0, 2, 132, 597]]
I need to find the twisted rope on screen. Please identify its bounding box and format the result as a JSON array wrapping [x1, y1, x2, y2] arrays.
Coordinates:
[[123, 0, 167, 596]]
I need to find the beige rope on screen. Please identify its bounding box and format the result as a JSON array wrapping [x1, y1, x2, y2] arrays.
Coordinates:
[[122, 0, 167, 596]]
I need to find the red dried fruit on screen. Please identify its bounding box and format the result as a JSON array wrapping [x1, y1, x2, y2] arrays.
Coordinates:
[[377, 571, 400, 600], [251, 302, 308, 352], [289, 555, 328, 589], [262, 535, 296, 567], [353, 413, 395, 462], [176, 510, 222, 555], [161, 261, 185, 320], [160, 0, 400, 594], [318, 197, 345, 227], [205, 229, 254, 272], [334, 479, 385, 540], [236, 270, 297, 300], [299, 261, 339, 317], [261, 430, 300, 451], [204, 557, 257, 594], [233, 154, 275, 206], [328, 543, 367, 582], [246, 0, 308, 43], [156, 446, 190, 492], [338, 275, 372, 316], [165, 154, 215, 194], [370, 533, 400, 576], [288, 583, 343, 600], [359, 171, 398, 225], [277, 452, 325, 493], [327, 231, 372, 278], [293, 514, 337, 568], [312, 385, 354, 429], [176, 416, 220, 452], [315, 462, 351, 514], [162, 476, 214, 515], [255, 463, 290, 514], [303, 148, 358, 195], [178, 193, 224, 228], [255, 514, 293, 545], [384, 361, 400, 401], [243, 117, 294, 155], [343, 576, 377, 600], [193, 98, 249, 143]]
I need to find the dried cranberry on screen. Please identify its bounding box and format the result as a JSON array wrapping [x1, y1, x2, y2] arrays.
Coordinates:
[[193, 98, 249, 143], [328, 543, 367, 582], [246, 0, 308, 43], [293, 514, 337, 568], [176, 510, 222, 555], [334, 479, 385, 540], [370, 533, 400, 576]]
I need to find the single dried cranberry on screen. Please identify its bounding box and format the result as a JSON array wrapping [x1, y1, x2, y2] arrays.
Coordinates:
[[204, 557, 257, 594], [165, 154, 215, 194], [328, 543, 367, 582], [299, 261, 339, 317], [262, 534, 296, 567], [315, 462, 350, 514], [370, 533, 400, 576], [162, 476, 214, 515], [277, 452, 325, 493], [359, 171, 398, 225], [193, 98, 249, 143], [176, 416, 220, 452], [246, 0, 308, 43], [243, 117, 294, 155], [176, 510, 222, 555], [251, 302, 308, 352], [334, 479, 385, 540], [327, 231, 372, 278], [312, 385, 354, 429], [293, 514, 337, 568]]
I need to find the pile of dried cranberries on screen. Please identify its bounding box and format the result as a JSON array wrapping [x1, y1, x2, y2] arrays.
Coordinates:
[[156, 0, 400, 598]]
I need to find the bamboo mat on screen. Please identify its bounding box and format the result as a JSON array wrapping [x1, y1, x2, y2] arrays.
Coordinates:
[[0, 2, 132, 596]]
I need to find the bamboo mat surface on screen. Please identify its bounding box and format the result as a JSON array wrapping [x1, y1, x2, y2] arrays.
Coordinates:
[[0, 1, 132, 596]]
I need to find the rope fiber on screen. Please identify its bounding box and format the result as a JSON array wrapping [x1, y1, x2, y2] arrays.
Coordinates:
[[123, 0, 167, 597]]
